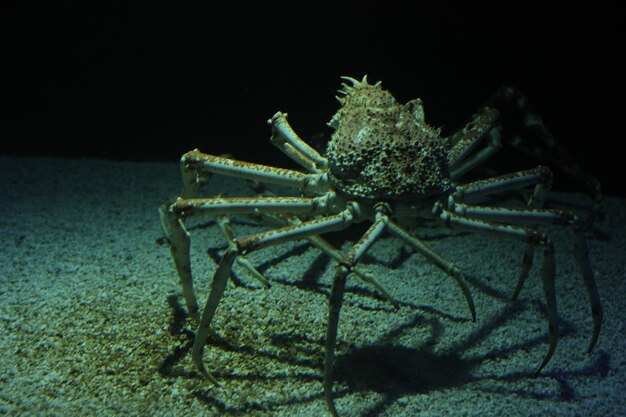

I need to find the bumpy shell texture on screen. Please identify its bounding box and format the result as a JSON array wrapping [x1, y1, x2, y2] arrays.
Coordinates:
[[326, 76, 450, 200]]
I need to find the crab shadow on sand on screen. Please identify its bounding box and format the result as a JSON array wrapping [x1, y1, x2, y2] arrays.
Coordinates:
[[157, 222, 609, 416]]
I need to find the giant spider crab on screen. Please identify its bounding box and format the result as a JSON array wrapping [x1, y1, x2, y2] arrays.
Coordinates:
[[159, 76, 602, 416]]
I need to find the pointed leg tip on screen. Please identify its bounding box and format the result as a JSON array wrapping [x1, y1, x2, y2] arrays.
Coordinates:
[[194, 362, 220, 386], [465, 297, 476, 322], [464, 300, 476, 322], [587, 311, 602, 353], [535, 345, 556, 376], [204, 372, 221, 386], [534, 359, 549, 376], [587, 335, 599, 353]]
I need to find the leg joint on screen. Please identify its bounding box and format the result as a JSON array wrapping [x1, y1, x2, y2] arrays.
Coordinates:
[[337, 261, 352, 274]]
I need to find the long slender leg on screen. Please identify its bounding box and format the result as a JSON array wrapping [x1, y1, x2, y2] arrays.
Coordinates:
[[323, 205, 390, 417], [216, 215, 270, 287], [163, 193, 336, 322], [164, 206, 200, 322], [244, 180, 398, 306], [451, 166, 553, 203], [450, 169, 602, 353], [571, 226, 603, 352], [269, 111, 329, 173], [455, 166, 553, 299], [513, 172, 551, 300], [449, 129, 502, 181], [435, 209, 558, 373], [444, 202, 602, 354], [171, 194, 335, 218], [180, 149, 329, 196], [158, 147, 330, 250], [221, 209, 394, 301], [251, 210, 398, 306], [485, 85, 603, 225], [447, 107, 502, 180], [191, 206, 357, 381], [386, 221, 476, 321], [192, 246, 239, 384], [305, 231, 398, 307]]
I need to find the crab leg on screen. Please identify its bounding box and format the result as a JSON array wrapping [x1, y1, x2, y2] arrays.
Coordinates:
[[269, 111, 328, 173], [240, 180, 398, 305], [451, 169, 602, 353], [486, 85, 603, 225], [158, 148, 331, 238], [185, 201, 394, 299], [446, 204, 576, 225], [515, 172, 551, 301], [251, 210, 399, 306], [571, 226, 603, 353], [170, 195, 335, 217], [451, 166, 553, 202], [453, 166, 552, 294], [191, 246, 238, 385], [447, 107, 501, 180], [179, 149, 329, 195], [323, 205, 390, 417], [163, 207, 201, 321], [163, 193, 337, 322], [216, 215, 270, 287], [445, 202, 602, 354], [436, 209, 558, 373], [449, 129, 502, 181], [191, 206, 357, 382], [305, 231, 398, 307], [386, 221, 476, 321]]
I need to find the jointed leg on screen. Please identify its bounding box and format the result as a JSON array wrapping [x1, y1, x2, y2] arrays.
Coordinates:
[[192, 246, 238, 384], [453, 166, 554, 299], [214, 208, 400, 308], [162, 193, 337, 321], [216, 215, 270, 287], [242, 179, 399, 306], [179, 149, 329, 197], [513, 170, 551, 300], [440, 170, 602, 370], [571, 225, 603, 352], [191, 205, 357, 381], [486, 85, 603, 225], [323, 204, 391, 417], [448, 107, 502, 180], [450, 169, 601, 349], [435, 208, 559, 372], [269, 112, 329, 173], [386, 221, 476, 321], [163, 204, 201, 322], [157, 146, 333, 306], [307, 230, 398, 307], [451, 166, 553, 202]]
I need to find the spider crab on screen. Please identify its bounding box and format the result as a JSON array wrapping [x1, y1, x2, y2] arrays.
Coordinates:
[[160, 76, 602, 416]]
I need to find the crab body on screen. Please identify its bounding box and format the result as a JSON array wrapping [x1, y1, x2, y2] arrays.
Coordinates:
[[326, 77, 451, 201]]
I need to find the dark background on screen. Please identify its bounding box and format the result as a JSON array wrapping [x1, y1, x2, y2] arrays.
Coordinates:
[[2, 2, 623, 196]]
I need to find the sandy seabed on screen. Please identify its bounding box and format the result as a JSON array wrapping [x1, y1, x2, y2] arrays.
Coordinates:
[[1, 155, 624, 416]]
